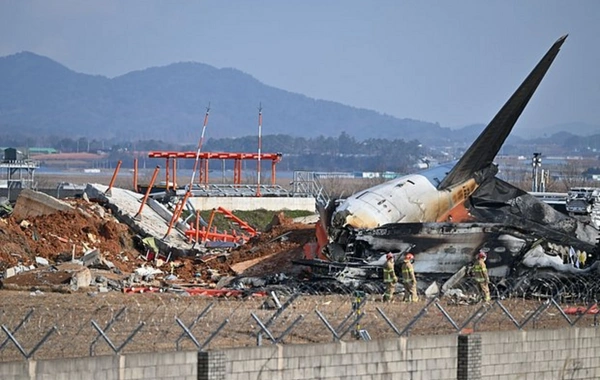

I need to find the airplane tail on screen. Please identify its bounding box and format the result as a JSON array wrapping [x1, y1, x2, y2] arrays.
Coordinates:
[[437, 35, 568, 190]]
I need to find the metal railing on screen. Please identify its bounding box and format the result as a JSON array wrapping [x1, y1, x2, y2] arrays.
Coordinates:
[[174, 184, 294, 198], [291, 171, 329, 205]]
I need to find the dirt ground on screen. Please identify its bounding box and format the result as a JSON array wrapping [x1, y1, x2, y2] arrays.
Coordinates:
[[0, 290, 597, 362]]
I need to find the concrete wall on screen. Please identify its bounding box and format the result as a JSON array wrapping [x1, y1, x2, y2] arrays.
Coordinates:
[[189, 196, 315, 212], [2, 327, 600, 379], [480, 327, 600, 380], [0, 351, 197, 380], [0, 188, 83, 202], [220, 335, 457, 380]]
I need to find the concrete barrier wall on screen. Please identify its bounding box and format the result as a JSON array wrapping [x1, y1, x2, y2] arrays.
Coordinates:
[[480, 327, 600, 380], [221, 335, 458, 380], [0, 188, 83, 202], [35, 355, 121, 380], [0, 351, 197, 380], [3, 327, 600, 379], [189, 197, 315, 212]]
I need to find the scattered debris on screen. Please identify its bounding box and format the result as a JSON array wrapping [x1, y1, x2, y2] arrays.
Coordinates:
[[0, 187, 316, 295], [563, 304, 599, 315]]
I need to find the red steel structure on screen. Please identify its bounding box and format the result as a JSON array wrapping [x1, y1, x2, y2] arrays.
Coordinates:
[[147, 151, 283, 186]]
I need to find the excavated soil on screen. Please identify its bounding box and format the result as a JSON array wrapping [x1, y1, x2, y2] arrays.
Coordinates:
[[0, 204, 138, 274]]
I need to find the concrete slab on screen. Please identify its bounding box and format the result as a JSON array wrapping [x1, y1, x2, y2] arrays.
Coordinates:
[[56, 263, 92, 289], [84, 184, 195, 256], [292, 214, 319, 224], [12, 188, 75, 221]]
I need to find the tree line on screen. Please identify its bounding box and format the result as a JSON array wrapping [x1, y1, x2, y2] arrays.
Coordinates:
[[1, 132, 424, 173]]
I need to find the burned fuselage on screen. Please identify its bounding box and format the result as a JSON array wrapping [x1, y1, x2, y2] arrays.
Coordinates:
[[322, 175, 600, 280], [309, 35, 600, 289]]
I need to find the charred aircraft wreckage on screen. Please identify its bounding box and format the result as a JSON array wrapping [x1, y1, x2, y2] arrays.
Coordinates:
[[298, 35, 600, 300]]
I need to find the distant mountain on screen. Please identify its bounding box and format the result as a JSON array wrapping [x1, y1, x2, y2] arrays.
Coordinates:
[[0, 52, 445, 144], [517, 122, 600, 139], [0, 52, 597, 148]]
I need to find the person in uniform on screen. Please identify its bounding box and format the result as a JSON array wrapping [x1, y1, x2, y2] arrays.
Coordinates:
[[382, 252, 398, 302], [401, 253, 419, 302], [472, 251, 491, 302]]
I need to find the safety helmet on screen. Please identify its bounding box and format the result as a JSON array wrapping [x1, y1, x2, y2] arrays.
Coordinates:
[[405, 253, 414, 261], [386, 252, 393, 260], [478, 251, 487, 259]]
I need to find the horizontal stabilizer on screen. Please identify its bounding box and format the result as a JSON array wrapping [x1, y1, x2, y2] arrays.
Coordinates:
[[438, 35, 567, 190]]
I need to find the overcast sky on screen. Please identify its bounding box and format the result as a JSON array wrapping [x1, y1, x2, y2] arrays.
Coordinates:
[[1, 1, 599, 134]]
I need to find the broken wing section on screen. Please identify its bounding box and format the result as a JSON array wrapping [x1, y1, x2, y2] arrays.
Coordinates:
[[468, 177, 599, 251]]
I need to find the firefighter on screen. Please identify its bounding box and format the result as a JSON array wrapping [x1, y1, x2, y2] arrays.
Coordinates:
[[382, 253, 398, 302], [402, 253, 419, 302], [472, 251, 491, 302]]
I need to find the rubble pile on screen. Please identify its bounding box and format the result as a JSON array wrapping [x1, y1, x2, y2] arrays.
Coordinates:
[[0, 202, 136, 272], [0, 191, 316, 294], [163, 213, 314, 286], [227, 213, 314, 276]]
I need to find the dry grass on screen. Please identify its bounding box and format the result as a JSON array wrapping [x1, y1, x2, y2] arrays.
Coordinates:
[[318, 177, 385, 199], [36, 172, 134, 190]]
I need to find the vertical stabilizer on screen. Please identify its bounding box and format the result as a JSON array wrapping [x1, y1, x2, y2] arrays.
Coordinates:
[[437, 35, 567, 190]]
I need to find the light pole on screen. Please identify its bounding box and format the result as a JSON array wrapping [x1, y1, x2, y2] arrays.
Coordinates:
[[532, 152, 542, 192]]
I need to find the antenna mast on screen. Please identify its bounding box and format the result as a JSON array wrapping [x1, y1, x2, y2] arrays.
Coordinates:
[[164, 103, 210, 238], [190, 104, 211, 188], [256, 104, 262, 197]]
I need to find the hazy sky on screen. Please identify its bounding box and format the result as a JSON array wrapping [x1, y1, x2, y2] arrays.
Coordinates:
[[1, 1, 599, 134]]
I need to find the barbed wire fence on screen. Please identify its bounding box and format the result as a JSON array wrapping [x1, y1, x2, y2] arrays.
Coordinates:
[[1, 282, 599, 363]]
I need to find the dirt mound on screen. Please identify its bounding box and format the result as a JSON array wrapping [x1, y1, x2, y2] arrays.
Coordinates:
[[0, 200, 139, 274], [0, 196, 316, 287]]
